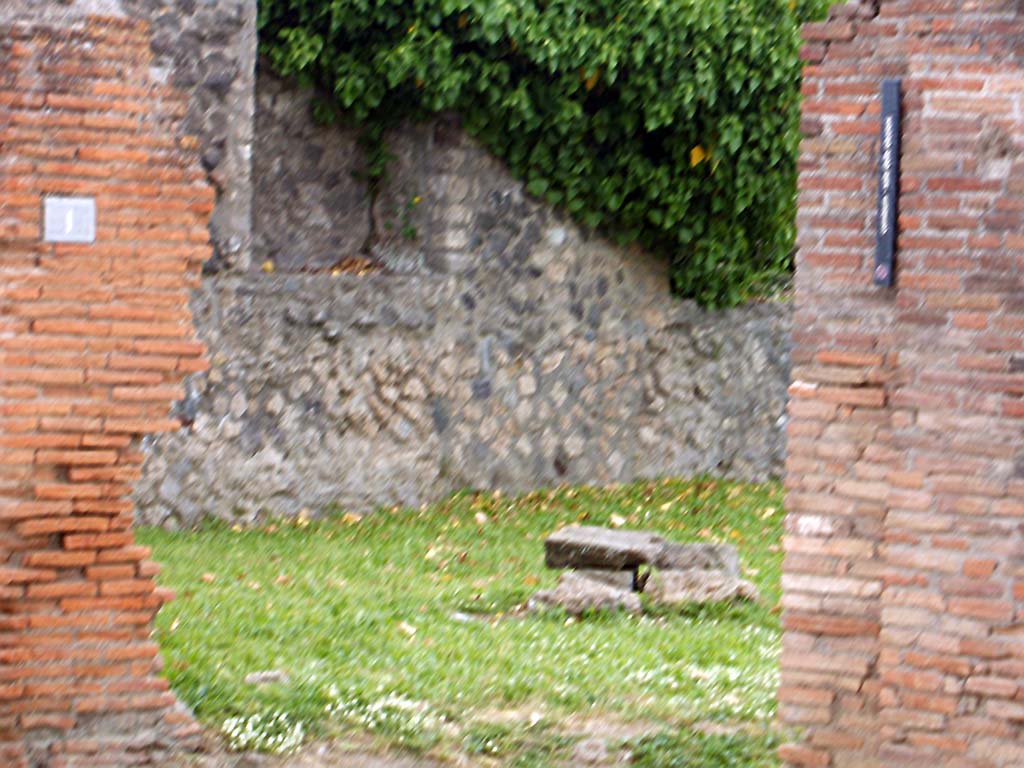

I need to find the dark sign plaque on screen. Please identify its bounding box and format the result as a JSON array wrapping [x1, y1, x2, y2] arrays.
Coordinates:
[[874, 78, 901, 287]]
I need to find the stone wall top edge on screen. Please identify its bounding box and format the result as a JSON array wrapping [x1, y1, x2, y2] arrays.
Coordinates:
[[200, 273, 790, 311]]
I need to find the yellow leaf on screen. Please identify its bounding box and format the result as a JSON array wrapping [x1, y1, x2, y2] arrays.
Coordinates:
[[690, 145, 706, 167], [458, 13, 469, 28], [585, 68, 601, 92], [261, 259, 275, 273]]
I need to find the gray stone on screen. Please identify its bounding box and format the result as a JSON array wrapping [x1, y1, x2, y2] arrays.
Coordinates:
[[322, 321, 342, 342], [571, 569, 638, 591], [653, 542, 740, 576], [243, 669, 290, 686], [645, 569, 759, 606], [528, 572, 642, 616]]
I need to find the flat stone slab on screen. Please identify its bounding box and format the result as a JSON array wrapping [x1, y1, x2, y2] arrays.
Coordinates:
[[545, 525, 740, 576], [544, 526, 664, 570]]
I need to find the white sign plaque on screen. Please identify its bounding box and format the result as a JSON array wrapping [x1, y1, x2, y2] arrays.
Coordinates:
[[43, 196, 96, 243]]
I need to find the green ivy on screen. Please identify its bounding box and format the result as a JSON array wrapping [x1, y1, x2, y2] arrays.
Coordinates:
[[258, 0, 815, 307]]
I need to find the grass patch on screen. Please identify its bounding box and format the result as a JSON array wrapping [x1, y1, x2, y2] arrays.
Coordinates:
[[139, 476, 783, 762], [629, 728, 781, 767]]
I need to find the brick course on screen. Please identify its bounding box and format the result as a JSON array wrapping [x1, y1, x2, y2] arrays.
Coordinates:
[[784, 1, 1024, 765], [1, 11, 211, 767]]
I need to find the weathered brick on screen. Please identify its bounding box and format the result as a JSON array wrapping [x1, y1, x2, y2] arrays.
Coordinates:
[[0, 14, 209, 759]]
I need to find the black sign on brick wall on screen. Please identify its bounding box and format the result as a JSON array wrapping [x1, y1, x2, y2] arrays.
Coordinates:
[[874, 78, 901, 287]]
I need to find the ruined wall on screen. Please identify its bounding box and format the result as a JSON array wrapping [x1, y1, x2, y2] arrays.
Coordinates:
[[781, 1, 1024, 766], [119, 0, 257, 272], [0, 5, 211, 765], [134, 112, 791, 525]]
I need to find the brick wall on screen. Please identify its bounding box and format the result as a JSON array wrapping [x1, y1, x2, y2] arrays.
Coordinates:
[[782, 1, 1024, 766], [0, 10, 210, 766]]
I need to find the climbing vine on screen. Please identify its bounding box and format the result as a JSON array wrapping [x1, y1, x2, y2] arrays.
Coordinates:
[[258, 0, 819, 307]]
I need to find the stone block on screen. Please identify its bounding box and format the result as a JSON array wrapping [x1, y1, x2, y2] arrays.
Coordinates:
[[527, 572, 642, 616]]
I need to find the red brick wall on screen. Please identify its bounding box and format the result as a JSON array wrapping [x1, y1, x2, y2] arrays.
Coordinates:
[[782, 1, 1024, 766], [0, 12, 210, 766]]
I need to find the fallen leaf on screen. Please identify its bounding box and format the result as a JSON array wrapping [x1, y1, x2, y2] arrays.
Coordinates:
[[609, 513, 626, 528], [474, 512, 489, 526], [397, 621, 417, 637], [201, 573, 216, 583]]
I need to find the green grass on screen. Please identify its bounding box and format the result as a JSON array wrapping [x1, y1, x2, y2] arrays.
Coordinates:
[[139, 476, 784, 763]]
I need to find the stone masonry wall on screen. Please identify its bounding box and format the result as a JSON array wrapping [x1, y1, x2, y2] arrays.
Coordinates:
[[134, 108, 790, 524], [781, 2, 1024, 766], [119, 0, 256, 273], [0, 5, 211, 765]]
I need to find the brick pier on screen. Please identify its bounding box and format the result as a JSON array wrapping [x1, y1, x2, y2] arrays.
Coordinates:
[[781, 1, 1024, 765], [1, 10, 211, 766]]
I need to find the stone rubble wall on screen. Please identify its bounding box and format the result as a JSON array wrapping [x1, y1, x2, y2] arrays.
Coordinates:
[[111, 23, 793, 527], [134, 113, 791, 523]]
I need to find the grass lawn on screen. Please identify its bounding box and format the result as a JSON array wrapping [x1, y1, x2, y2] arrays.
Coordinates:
[[140, 477, 784, 766]]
